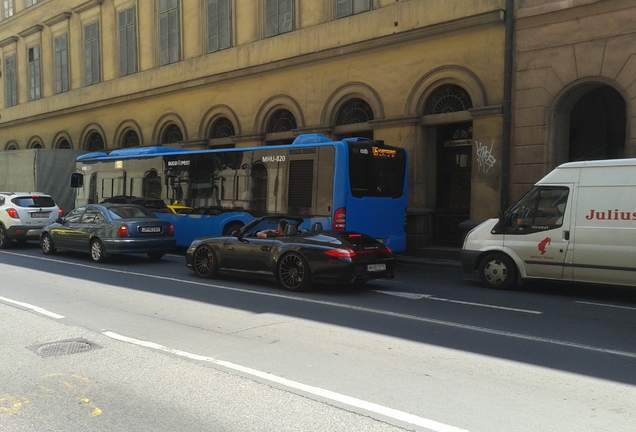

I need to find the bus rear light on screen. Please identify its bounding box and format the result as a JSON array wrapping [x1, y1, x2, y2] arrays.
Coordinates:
[[333, 208, 346, 231], [117, 225, 129, 237], [324, 248, 356, 258], [6, 208, 18, 219]]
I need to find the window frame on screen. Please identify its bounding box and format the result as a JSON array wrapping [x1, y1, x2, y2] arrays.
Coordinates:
[[158, 0, 181, 66], [264, 0, 294, 38], [118, 6, 138, 76], [336, 0, 371, 19], [206, 0, 231, 53], [27, 45, 41, 101], [4, 54, 17, 107], [84, 20, 101, 86], [54, 33, 69, 94]]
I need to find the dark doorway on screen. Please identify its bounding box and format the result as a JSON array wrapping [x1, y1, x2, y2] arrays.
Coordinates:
[[569, 86, 625, 161], [435, 122, 472, 246]]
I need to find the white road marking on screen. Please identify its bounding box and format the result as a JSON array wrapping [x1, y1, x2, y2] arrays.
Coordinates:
[[103, 331, 471, 432], [374, 290, 542, 314], [576, 301, 636, 311], [0, 295, 65, 319]]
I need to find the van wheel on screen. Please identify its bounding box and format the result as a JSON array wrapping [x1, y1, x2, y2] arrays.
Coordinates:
[[479, 253, 517, 290]]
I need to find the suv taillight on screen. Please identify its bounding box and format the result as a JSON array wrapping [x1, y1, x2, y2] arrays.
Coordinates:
[[6, 208, 18, 219], [333, 208, 346, 231], [59, 209, 64, 217]]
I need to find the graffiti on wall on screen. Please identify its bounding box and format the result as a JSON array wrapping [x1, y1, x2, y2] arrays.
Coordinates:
[[475, 141, 496, 173]]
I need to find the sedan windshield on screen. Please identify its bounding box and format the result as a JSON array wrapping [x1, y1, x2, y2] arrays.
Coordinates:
[[108, 206, 156, 219]]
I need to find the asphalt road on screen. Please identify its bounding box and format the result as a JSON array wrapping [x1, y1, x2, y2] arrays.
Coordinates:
[[1, 243, 635, 432]]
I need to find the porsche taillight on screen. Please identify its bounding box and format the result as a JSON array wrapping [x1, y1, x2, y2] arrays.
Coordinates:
[[333, 208, 346, 231], [324, 248, 356, 258], [117, 225, 129, 237], [169, 224, 174, 236]]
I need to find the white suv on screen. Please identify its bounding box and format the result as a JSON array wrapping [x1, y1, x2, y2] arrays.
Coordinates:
[[0, 192, 62, 249]]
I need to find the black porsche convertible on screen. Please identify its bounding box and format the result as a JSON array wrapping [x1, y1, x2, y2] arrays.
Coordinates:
[[185, 216, 395, 291]]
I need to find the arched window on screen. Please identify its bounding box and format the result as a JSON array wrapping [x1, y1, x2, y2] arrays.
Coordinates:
[[143, 170, 162, 199], [425, 84, 472, 114], [267, 109, 296, 133], [336, 98, 374, 125], [162, 125, 183, 144], [31, 142, 43, 149], [86, 132, 104, 151], [210, 117, 235, 138], [57, 139, 71, 149], [122, 130, 140, 148]]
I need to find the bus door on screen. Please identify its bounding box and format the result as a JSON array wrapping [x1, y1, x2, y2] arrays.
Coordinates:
[[96, 171, 125, 202]]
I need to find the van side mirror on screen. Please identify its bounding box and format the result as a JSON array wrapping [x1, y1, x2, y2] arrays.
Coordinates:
[[70, 172, 84, 188]]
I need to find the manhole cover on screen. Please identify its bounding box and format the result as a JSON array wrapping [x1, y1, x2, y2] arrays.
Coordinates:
[[30, 339, 101, 358]]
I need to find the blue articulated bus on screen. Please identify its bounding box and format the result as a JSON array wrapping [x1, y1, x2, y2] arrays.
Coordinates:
[[71, 133, 408, 250]]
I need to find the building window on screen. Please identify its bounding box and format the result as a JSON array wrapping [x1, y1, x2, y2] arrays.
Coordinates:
[[122, 130, 140, 147], [265, 0, 293, 38], [336, 0, 370, 18], [25, 0, 39, 7], [336, 98, 373, 124], [84, 21, 100, 85], [119, 6, 137, 76], [28, 45, 41, 101], [4, 54, 17, 107], [267, 109, 296, 133], [54, 34, 69, 94], [207, 0, 231, 53], [159, 0, 180, 65], [210, 117, 235, 138], [86, 132, 104, 151], [425, 85, 472, 114], [57, 139, 71, 149], [3, 0, 14, 19], [162, 124, 183, 143]]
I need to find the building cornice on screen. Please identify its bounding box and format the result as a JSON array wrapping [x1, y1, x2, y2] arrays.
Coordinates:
[[44, 12, 73, 27], [72, 0, 104, 14], [0, 36, 18, 48], [18, 24, 43, 38]]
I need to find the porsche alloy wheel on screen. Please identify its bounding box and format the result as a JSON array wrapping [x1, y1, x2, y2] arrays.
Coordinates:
[[193, 245, 218, 278], [41, 233, 57, 255], [277, 253, 312, 291], [90, 239, 109, 263]]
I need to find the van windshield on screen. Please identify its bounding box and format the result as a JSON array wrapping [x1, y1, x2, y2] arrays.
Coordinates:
[[505, 186, 569, 232]]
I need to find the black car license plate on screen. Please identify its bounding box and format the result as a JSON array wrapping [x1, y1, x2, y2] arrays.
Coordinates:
[[366, 263, 386, 272], [140, 226, 162, 233], [30, 212, 50, 218]]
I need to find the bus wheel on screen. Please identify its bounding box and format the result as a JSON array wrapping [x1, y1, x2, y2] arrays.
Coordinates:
[[478, 252, 517, 290], [277, 253, 312, 291], [193, 245, 218, 278]]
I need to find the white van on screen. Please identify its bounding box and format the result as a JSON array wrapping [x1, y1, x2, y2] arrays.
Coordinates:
[[461, 158, 636, 289]]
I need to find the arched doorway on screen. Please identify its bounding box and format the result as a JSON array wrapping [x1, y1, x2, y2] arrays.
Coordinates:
[[554, 84, 626, 166], [425, 84, 473, 246]]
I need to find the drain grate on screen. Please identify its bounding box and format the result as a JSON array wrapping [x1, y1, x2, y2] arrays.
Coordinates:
[[30, 338, 101, 358]]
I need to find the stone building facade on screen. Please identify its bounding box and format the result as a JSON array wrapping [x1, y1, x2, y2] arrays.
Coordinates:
[[0, 1, 512, 250], [511, 0, 636, 201]]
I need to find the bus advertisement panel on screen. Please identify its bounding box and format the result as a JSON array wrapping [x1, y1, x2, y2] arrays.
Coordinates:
[[72, 134, 408, 250]]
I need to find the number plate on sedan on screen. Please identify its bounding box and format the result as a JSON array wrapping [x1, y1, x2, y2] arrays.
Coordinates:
[[140, 226, 162, 233], [366, 263, 386, 272], [30, 212, 50, 218]]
